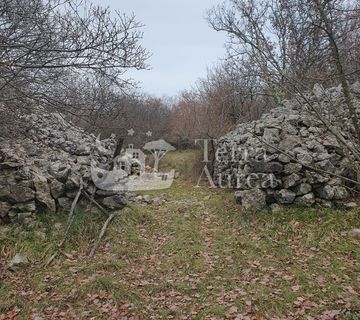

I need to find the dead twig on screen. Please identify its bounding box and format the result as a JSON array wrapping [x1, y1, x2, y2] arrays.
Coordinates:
[[87, 186, 97, 213], [45, 250, 76, 267], [45, 178, 84, 267], [50, 177, 123, 261], [58, 178, 84, 248], [89, 213, 116, 258], [69, 177, 109, 218], [81, 189, 109, 218], [45, 252, 58, 267]]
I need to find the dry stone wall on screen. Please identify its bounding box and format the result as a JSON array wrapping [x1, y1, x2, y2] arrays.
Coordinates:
[[213, 83, 360, 210], [0, 108, 128, 225]]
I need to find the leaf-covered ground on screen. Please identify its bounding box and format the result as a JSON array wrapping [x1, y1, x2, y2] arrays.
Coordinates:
[[1, 153, 360, 319]]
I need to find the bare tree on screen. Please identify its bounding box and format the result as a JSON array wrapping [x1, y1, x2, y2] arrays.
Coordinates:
[[207, 0, 360, 183], [0, 0, 150, 130], [311, 0, 360, 141], [207, 0, 360, 101], [62, 79, 172, 150], [208, 0, 293, 103]]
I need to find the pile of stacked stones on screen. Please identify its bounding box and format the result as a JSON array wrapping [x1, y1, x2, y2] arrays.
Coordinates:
[[0, 108, 127, 225], [213, 83, 360, 210]]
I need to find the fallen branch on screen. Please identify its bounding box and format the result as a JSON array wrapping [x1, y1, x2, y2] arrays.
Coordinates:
[[89, 213, 116, 258], [45, 250, 75, 267], [58, 178, 84, 248], [51, 177, 124, 260], [81, 189, 109, 218], [69, 177, 109, 218], [87, 186, 97, 213], [45, 252, 58, 267]]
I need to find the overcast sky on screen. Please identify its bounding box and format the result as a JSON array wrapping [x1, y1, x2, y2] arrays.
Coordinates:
[[92, 0, 227, 97]]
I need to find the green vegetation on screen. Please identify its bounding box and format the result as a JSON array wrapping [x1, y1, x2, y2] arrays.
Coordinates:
[[1, 151, 360, 319], [159, 148, 202, 176]]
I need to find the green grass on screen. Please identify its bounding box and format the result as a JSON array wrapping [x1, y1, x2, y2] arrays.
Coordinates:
[[159, 148, 202, 176], [1, 150, 360, 319]]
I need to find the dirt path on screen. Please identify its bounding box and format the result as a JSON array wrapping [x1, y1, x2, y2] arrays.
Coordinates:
[[1, 180, 359, 319]]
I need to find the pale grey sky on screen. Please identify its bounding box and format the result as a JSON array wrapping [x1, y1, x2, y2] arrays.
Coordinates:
[[92, 0, 227, 97]]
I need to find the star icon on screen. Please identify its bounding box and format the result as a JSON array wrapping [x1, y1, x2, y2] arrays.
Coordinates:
[[146, 130, 152, 137], [127, 128, 135, 136]]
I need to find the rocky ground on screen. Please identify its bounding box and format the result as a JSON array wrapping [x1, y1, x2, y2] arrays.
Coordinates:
[[1, 175, 359, 319]]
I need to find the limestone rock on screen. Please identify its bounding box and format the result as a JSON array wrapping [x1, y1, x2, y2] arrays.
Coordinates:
[[101, 195, 128, 210], [252, 161, 283, 174], [316, 185, 334, 200], [235, 188, 267, 210], [284, 163, 302, 174], [283, 173, 301, 188], [57, 197, 73, 212], [333, 186, 349, 200], [316, 159, 335, 172], [0, 184, 35, 203], [316, 185, 348, 200], [0, 107, 118, 221], [0, 202, 11, 218], [275, 189, 296, 204], [152, 196, 167, 206], [279, 135, 301, 151], [75, 143, 91, 156], [33, 173, 56, 213], [50, 180, 65, 199], [11, 201, 36, 213], [306, 171, 329, 184], [343, 202, 357, 209], [294, 183, 312, 196], [296, 152, 313, 165], [278, 154, 291, 163], [76, 156, 91, 166], [7, 253, 29, 271], [316, 199, 333, 208], [52, 166, 71, 183], [348, 228, 360, 239], [263, 128, 280, 144], [294, 193, 315, 207], [65, 173, 81, 190]]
